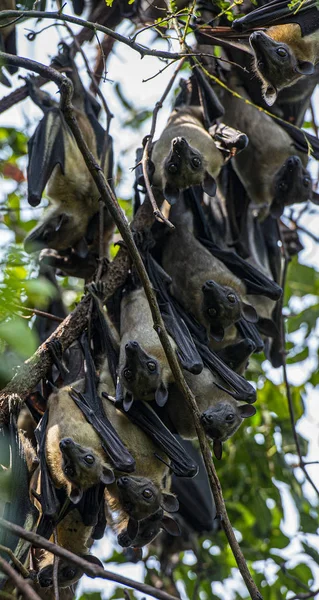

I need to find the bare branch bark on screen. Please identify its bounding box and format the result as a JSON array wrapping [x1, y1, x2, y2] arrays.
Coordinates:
[[0, 556, 41, 600]]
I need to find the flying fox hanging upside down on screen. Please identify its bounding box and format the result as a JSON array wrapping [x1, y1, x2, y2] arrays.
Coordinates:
[[232, 0, 319, 104], [24, 43, 114, 259]]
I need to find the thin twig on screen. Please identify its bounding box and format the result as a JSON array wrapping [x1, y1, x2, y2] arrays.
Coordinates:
[[0, 545, 29, 578], [11, 305, 64, 322], [0, 519, 178, 600], [289, 588, 319, 600], [279, 243, 319, 497], [0, 556, 41, 600], [53, 528, 60, 600]]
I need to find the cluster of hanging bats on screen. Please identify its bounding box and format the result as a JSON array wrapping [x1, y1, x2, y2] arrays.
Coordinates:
[[1, 0, 319, 596]]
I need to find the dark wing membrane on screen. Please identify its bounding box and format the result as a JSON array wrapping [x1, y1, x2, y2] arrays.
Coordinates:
[[145, 252, 203, 374], [275, 119, 319, 159], [232, 0, 319, 34], [235, 319, 264, 354], [114, 399, 199, 478], [27, 108, 65, 207], [34, 411, 61, 519]]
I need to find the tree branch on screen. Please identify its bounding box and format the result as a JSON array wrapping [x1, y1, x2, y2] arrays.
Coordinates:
[[0, 556, 41, 600], [0, 519, 178, 600], [0, 51, 262, 600]]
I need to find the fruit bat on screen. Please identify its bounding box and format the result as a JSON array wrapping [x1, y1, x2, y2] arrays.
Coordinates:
[[144, 250, 257, 403], [150, 105, 225, 204], [37, 508, 104, 589], [220, 73, 317, 219], [165, 365, 256, 459], [24, 43, 114, 258], [0, 410, 39, 590], [232, 0, 319, 104], [0, 0, 18, 87], [117, 506, 180, 553], [161, 208, 258, 344], [118, 285, 176, 410]]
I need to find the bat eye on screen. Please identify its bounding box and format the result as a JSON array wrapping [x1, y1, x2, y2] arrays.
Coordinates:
[[64, 466, 75, 477], [124, 368, 133, 381], [191, 157, 202, 169], [62, 567, 77, 579], [227, 293, 237, 303], [225, 413, 235, 422], [303, 177, 310, 188], [147, 361, 156, 372], [276, 47, 288, 57], [84, 454, 94, 465], [208, 308, 217, 317], [168, 164, 178, 174], [143, 489, 153, 499]]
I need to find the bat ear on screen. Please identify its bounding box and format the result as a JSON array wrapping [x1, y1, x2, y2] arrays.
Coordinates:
[[295, 60, 314, 75], [69, 486, 83, 505], [209, 323, 225, 342], [161, 515, 181, 536], [257, 317, 278, 338], [202, 172, 217, 197], [161, 492, 179, 513], [81, 554, 104, 568], [213, 439, 223, 460], [54, 212, 70, 233], [241, 302, 258, 323], [239, 404, 256, 419], [123, 391, 134, 412], [101, 465, 115, 485], [155, 381, 169, 407], [311, 190, 319, 205], [164, 182, 180, 205], [127, 517, 139, 541], [270, 199, 284, 218], [263, 84, 277, 106]]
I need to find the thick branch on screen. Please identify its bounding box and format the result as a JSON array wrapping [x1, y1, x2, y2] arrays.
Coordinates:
[[0, 519, 178, 600]]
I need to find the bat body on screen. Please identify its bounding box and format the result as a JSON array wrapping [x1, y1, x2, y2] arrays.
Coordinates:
[[45, 383, 116, 505], [165, 366, 256, 459], [161, 212, 257, 344], [232, 0, 319, 103], [37, 508, 103, 589], [221, 74, 313, 219], [119, 286, 175, 409], [151, 105, 224, 204], [24, 45, 114, 259]]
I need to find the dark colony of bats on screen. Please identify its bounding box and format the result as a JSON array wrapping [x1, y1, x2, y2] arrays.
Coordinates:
[[1, 0, 319, 597]]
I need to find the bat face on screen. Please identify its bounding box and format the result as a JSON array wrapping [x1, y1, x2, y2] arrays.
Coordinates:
[[117, 508, 164, 548], [116, 475, 179, 521], [249, 31, 315, 105], [217, 338, 256, 374], [38, 561, 83, 588], [163, 137, 206, 199], [24, 210, 89, 255], [59, 437, 115, 500], [200, 401, 256, 458], [271, 155, 312, 217], [120, 341, 168, 406], [201, 281, 242, 341]]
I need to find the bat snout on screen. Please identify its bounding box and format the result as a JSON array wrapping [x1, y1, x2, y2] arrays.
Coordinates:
[[117, 476, 131, 489], [59, 437, 75, 450]]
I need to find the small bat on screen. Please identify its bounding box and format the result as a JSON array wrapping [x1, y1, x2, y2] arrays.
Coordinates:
[[24, 44, 114, 258], [161, 206, 258, 344], [117, 506, 180, 552], [232, 1, 319, 104], [164, 365, 256, 459], [221, 73, 316, 219], [118, 285, 175, 410]]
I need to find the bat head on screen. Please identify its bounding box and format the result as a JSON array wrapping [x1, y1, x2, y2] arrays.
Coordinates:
[[201, 281, 257, 341], [116, 475, 179, 521], [38, 555, 103, 588], [200, 401, 256, 458], [162, 136, 216, 204], [117, 507, 181, 549], [217, 338, 256, 374], [24, 211, 82, 254], [59, 437, 115, 503], [271, 155, 312, 218], [120, 341, 168, 408], [249, 31, 314, 105]]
